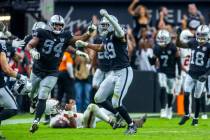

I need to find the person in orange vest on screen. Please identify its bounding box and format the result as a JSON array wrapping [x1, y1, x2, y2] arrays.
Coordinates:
[[57, 51, 75, 105]]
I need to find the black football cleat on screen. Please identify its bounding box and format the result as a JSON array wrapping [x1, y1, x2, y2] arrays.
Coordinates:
[[112, 114, 124, 129], [191, 118, 198, 126], [124, 124, 137, 135], [178, 115, 190, 125], [134, 114, 147, 128], [29, 121, 39, 133]]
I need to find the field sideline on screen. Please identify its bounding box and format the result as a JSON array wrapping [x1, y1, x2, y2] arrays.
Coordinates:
[[1, 113, 210, 140]]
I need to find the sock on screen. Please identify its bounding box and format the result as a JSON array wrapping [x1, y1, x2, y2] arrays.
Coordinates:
[[200, 93, 206, 113], [91, 104, 110, 122], [97, 101, 118, 114], [184, 93, 190, 115], [160, 87, 166, 109], [116, 106, 132, 125], [45, 114, 50, 121], [34, 99, 46, 122], [167, 94, 173, 108], [195, 98, 200, 118], [0, 109, 17, 121]]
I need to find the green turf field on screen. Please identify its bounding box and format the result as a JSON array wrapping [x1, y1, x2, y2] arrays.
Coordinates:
[[1, 114, 210, 140]]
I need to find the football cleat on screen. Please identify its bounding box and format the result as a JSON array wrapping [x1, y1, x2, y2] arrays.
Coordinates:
[[134, 114, 147, 128], [201, 114, 208, 120], [124, 124, 137, 135], [178, 115, 190, 125], [29, 120, 39, 133], [191, 118, 198, 126], [160, 109, 167, 118], [112, 114, 124, 129], [166, 107, 173, 120]]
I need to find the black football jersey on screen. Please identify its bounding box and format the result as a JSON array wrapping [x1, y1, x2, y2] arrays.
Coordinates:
[[0, 42, 9, 87], [187, 39, 210, 79], [153, 43, 178, 78], [94, 36, 111, 72], [32, 28, 73, 76], [102, 33, 130, 70]]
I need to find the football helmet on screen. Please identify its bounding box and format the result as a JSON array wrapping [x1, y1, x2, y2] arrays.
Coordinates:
[[98, 15, 118, 37], [180, 29, 194, 43], [13, 80, 32, 96], [32, 21, 46, 32], [196, 25, 210, 44], [45, 99, 59, 115], [156, 29, 171, 47], [49, 15, 65, 34]]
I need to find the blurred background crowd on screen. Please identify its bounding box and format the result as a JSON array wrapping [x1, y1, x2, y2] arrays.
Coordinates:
[[0, 0, 210, 114]]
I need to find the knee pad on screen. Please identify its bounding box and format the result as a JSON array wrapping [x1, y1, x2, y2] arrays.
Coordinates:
[[94, 95, 105, 104], [87, 103, 98, 112], [38, 86, 51, 99]]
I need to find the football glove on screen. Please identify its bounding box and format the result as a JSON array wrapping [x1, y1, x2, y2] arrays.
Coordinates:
[[76, 50, 90, 61], [87, 24, 97, 36], [100, 9, 109, 17], [12, 39, 25, 48], [75, 40, 88, 48], [29, 49, 40, 60]]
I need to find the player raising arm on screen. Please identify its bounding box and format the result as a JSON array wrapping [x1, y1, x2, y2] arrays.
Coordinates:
[[26, 15, 96, 133]]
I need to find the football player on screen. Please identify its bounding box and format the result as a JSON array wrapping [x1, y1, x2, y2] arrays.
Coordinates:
[[0, 42, 28, 125], [151, 29, 181, 119], [75, 9, 137, 134], [26, 15, 96, 133], [177, 25, 210, 126], [91, 35, 112, 101], [47, 99, 146, 129]]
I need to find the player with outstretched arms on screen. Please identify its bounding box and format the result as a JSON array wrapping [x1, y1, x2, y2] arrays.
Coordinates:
[[26, 15, 96, 133]]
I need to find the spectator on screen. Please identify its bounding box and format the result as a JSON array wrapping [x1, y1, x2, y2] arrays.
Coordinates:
[[131, 28, 155, 71], [128, 0, 151, 41], [74, 48, 92, 113], [126, 25, 136, 60], [56, 51, 75, 106], [156, 6, 174, 30], [186, 4, 205, 28]]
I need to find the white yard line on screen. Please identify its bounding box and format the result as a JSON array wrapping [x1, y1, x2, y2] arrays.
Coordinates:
[[1, 113, 160, 125]]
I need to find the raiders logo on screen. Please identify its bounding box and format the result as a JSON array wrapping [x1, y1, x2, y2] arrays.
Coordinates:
[[202, 47, 207, 51]]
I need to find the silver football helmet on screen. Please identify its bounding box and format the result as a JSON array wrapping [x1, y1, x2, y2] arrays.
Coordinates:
[[156, 29, 171, 47], [13, 80, 32, 96], [180, 29, 194, 44], [49, 15, 65, 34], [32, 21, 46, 32], [98, 15, 118, 37], [196, 25, 210, 44]]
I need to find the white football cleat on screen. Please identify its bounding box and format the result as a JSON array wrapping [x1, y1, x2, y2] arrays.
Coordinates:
[[166, 107, 173, 119], [160, 109, 167, 118], [201, 114, 208, 120]]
